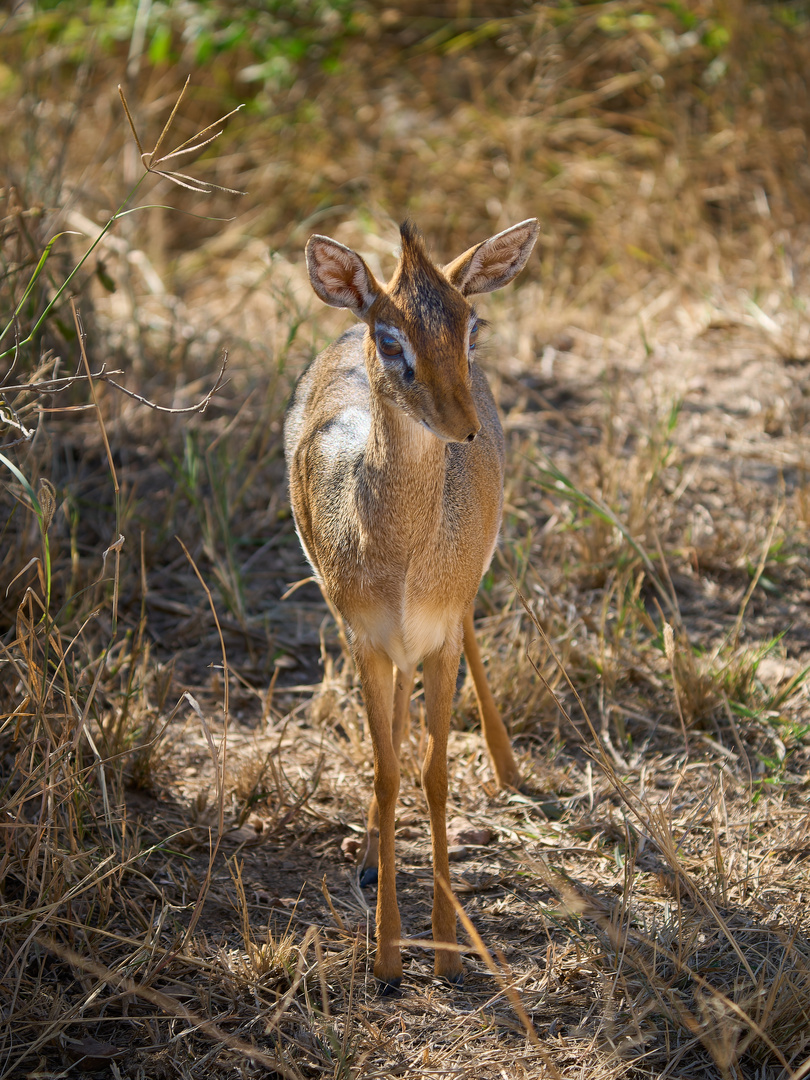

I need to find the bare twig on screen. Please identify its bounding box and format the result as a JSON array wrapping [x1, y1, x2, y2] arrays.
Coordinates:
[[105, 351, 228, 413]]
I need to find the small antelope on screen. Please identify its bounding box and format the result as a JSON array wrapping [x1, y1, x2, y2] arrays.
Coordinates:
[[285, 217, 539, 988]]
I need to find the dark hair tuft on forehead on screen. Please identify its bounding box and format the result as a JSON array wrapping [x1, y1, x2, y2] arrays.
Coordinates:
[[399, 219, 420, 245], [398, 220, 431, 267], [390, 221, 470, 333], [397, 220, 434, 275]]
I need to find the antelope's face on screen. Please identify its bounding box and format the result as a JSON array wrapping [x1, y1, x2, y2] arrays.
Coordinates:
[[368, 230, 481, 443], [304, 217, 539, 445]]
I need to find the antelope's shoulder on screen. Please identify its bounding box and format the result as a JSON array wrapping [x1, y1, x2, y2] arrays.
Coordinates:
[[284, 326, 370, 457]]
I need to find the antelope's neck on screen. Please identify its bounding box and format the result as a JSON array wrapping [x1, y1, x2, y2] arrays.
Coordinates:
[[363, 394, 446, 527]]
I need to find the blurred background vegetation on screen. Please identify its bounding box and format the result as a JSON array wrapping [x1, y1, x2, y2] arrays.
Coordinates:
[[6, 0, 810, 303]]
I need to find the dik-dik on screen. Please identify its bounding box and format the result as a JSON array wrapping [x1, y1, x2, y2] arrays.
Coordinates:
[[285, 218, 539, 988]]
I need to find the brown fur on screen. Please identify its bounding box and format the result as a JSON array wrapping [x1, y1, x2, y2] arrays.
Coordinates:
[[285, 218, 538, 987]]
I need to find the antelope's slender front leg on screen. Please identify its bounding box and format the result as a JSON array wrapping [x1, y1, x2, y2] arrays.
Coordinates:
[[462, 606, 520, 789], [361, 664, 415, 885], [354, 643, 402, 988], [422, 636, 465, 983]]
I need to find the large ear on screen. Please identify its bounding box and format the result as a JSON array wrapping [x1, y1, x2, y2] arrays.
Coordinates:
[[305, 235, 380, 317], [443, 218, 539, 296]]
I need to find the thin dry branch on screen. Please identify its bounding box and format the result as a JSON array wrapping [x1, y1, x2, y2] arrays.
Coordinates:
[[105, 351, 229, 413]]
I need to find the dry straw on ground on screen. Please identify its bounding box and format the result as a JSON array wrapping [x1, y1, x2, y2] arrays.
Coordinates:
[[2, 3, 810, 1078]]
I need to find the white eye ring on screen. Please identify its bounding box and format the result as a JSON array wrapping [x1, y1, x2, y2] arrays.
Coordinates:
[[375, 325, 416, 383], [468, 323, 480, 365], [378, 334, 403, 358]]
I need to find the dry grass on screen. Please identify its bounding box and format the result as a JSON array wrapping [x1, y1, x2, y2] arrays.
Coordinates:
[[2, 2, 810, 1077]]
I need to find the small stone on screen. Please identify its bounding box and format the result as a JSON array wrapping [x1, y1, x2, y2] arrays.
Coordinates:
[[448, 816, 493, 846], [341, 836, 362, 861]]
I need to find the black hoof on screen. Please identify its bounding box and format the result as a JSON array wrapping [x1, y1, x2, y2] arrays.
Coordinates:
[[377, 976, 402, 996], [443, 970, 464, 987], [359, 865, 378, 887]]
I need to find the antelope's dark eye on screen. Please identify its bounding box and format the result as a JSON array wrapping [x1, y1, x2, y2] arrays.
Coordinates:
[[378, 334, 403, 359], [469, 322, 479, 351]]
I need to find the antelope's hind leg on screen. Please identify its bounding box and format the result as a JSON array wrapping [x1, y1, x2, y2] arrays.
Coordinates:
[[462, 606, 520, 789]]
